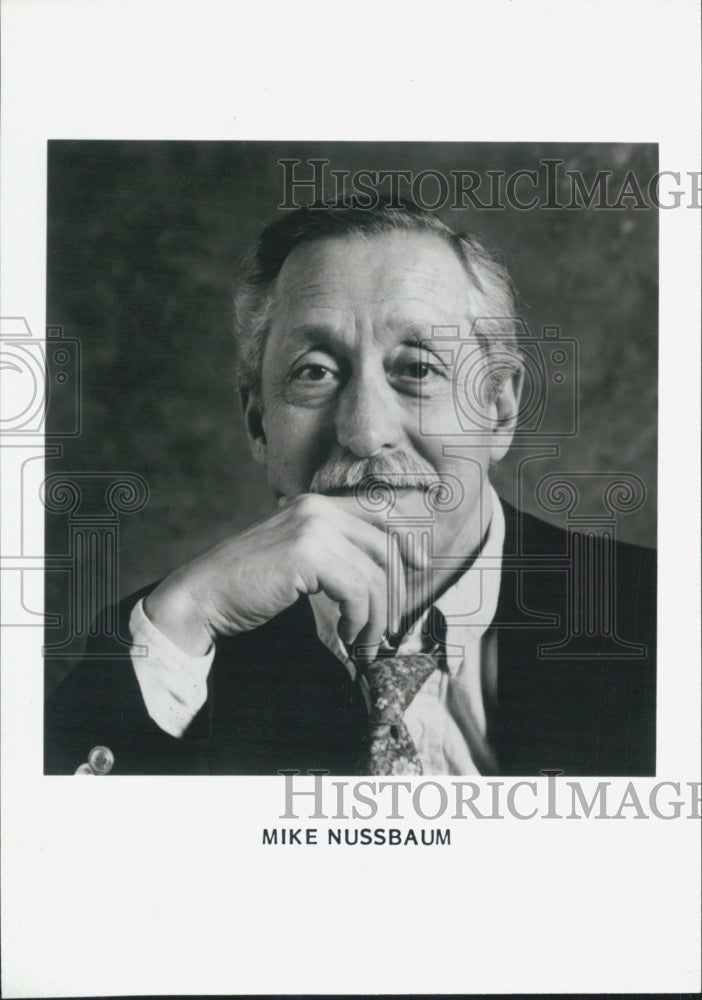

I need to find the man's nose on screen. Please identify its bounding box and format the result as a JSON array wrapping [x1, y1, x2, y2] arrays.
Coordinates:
[[335, 370, 403, 457]]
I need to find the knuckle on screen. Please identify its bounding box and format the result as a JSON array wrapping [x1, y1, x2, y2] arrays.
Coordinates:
[[346, 573, 368, 601], [293, 493, 324, 521]]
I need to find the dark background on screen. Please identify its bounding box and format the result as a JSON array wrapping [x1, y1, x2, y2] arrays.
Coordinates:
[[45, 141, 658, 690]]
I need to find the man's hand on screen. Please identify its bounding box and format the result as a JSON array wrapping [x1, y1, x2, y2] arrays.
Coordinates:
[[143, 493, 427, 661]]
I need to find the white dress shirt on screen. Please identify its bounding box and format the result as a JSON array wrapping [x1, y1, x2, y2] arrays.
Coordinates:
[[130, 488, 506, 775]]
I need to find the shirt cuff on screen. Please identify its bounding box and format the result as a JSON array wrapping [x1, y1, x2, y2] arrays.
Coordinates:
[[129, 597, 215, 738]]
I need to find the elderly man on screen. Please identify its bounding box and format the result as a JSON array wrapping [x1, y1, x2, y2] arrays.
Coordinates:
[[45, 201, 656, 776]]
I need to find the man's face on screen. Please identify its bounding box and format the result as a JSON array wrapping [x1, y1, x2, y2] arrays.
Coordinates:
[[246, 230, 520, 561]]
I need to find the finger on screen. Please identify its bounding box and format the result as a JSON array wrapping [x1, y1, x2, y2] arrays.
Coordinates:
[[337, 591, 370, 648], [312, 552, 381, 652], [351, 561, 388, 661], [387, 529, 405, 636], [300, 493, 429, 571], [325, 536, 389, 651], [339, 506, 429, 576], [326, 518, 404, 638]]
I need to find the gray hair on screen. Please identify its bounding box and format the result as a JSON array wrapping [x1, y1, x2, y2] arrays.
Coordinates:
[[233, 199, 523, 399]]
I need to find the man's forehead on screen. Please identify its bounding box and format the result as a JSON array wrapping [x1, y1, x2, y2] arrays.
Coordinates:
[[271, 230, 475, 322]]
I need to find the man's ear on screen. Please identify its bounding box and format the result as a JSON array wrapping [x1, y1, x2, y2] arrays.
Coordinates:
[[488, 364, 523, 463], [240, 387, 267, 465]]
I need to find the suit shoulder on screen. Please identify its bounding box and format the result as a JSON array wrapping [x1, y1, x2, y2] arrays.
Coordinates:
[[500, 496, 655, 563], [500, 497, 569, 557]]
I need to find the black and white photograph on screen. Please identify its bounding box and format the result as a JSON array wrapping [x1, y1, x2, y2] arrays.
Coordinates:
[[1, 1, 699, 997], [43, 141, 658, 778]]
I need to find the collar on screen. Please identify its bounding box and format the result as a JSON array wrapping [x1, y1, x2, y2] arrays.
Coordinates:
[[310, 485, 506, 680]]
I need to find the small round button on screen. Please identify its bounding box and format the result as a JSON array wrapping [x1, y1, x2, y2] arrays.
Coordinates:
[[88, 746, 114, 775], [74, 763, 94, 775]]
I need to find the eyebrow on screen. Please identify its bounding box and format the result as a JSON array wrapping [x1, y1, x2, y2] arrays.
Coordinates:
[[397, 327, 433, 346], [286, 324, 339, 341], [391, 327, 455, 360]]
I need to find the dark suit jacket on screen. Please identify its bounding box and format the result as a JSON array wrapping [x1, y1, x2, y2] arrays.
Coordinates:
[[45, 501, 656, 776]]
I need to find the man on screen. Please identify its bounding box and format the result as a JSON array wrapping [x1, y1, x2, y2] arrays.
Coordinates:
[[45, 200, 656, 776]]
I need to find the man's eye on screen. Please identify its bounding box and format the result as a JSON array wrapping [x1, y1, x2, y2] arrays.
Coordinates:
[[405, 361, 434, 379], [400, 360, 443, 380], [294, 364, 338, 382]]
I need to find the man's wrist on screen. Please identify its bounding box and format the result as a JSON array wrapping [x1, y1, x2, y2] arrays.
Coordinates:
[[143, 575, 214, 657]]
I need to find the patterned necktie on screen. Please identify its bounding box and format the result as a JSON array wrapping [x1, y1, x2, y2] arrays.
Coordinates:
[[363, 652, 442, 775]]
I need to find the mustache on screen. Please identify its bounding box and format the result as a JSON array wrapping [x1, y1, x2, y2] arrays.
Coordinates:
[[309, 448, 439, 494]]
